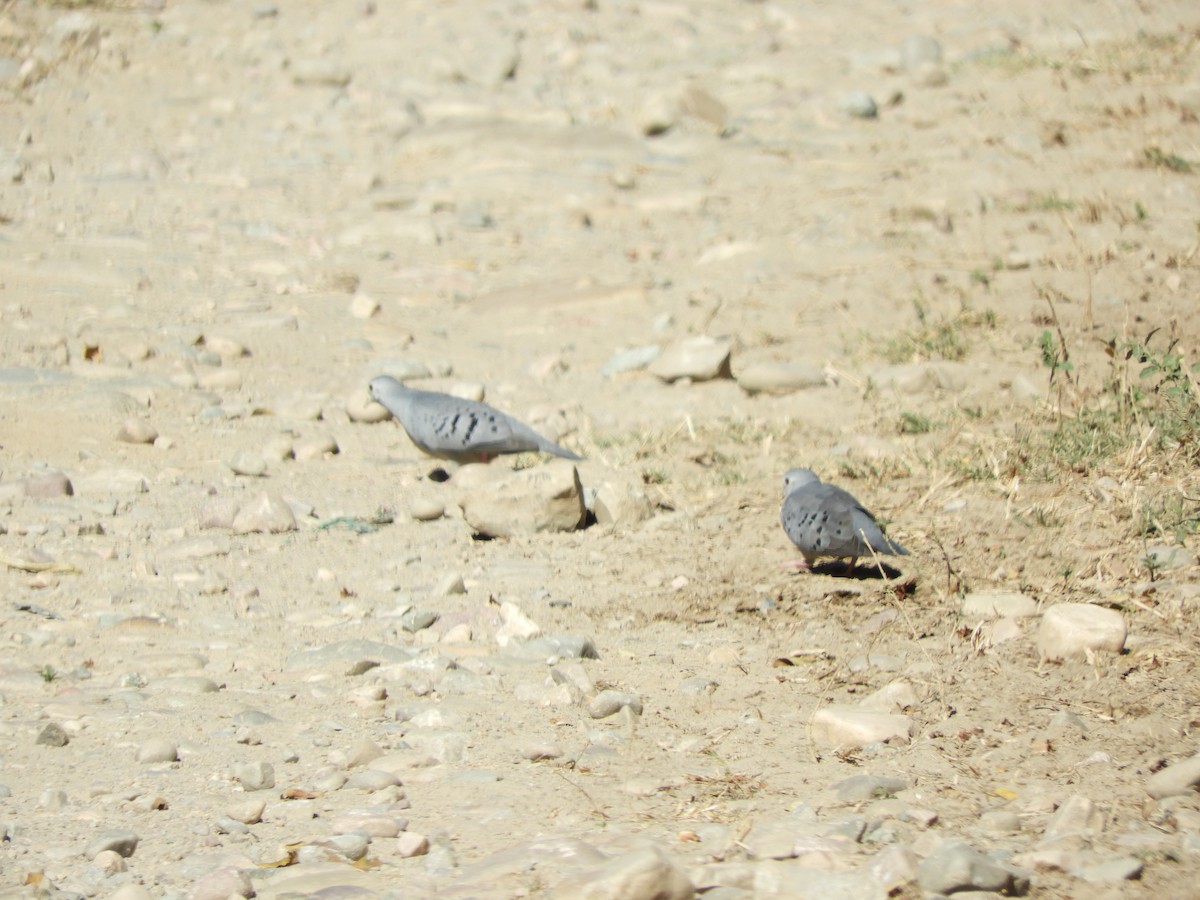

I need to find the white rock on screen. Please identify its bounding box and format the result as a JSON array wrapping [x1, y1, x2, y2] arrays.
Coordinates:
[[135, 738, 178, 764], [92, 850, 128, 873], [226, 799, 266, 825], [349, 293, 380, 319], [457, 460, 585, 537], [233, 761, 275, 791], [203, 335, 248, 358], [810, 706, 912, 749], [409, 496, 445, 521], [232, 492, 298, 534], [395, 831, 430, 858], [347, 386, 392, 423], [228, 451, 267, 477], [648, 336, 732, 383], [294, 435, 339, 460], [1146, 754, 1200, 799], [1037, 604, 1126, 660], [496, 602, 541, 647]]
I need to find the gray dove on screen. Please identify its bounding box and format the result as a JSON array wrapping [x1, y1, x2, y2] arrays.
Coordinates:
[[780, 468, 908, 572], [368, 375, 582, 463]]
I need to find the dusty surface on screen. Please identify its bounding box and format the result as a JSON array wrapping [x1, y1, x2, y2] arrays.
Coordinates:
[[3, 0, 1200, 897]]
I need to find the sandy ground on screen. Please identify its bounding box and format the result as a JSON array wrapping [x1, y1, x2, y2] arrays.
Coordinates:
[[3, 0, 1200, 897]]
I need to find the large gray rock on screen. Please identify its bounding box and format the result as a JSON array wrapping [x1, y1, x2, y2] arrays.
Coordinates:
[[457, 459, 586, 537], [553, 845, 694, 899]]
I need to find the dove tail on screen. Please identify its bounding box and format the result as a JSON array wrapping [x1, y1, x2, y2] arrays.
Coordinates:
[[543, 441, 583, 461]]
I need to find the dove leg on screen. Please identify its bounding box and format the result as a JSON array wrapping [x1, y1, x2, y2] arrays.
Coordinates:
[[783, 559, 811, 572]]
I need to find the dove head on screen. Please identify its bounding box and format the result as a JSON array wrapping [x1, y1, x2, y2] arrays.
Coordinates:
[[782, 467, 820, 497], [368, 375, 405, 404]]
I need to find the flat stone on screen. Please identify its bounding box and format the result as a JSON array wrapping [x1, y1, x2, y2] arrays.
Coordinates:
[[736, 361, 826, 395], [284, 639, 413, 671], [601, 345, 660, 377], [917, 839, 1028, 895], [810, 706, 912, 749], [648, 336, 732, 383], [1037, 604, 1126, 660], [84, 829, 139, 859]]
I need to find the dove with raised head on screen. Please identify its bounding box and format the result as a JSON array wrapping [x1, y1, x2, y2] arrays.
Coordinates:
[[780, 468, 908, 572]]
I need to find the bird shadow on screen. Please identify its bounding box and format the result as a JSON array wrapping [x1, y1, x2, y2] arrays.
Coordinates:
[[810, 561, 904, 580]]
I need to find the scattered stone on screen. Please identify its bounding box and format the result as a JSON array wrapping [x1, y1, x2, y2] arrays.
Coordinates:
[[1037, 604, 1126, 660], [400, 609, 439, 633], [841, 90, 878, 118], [588, 690, 643, 719], [135, 738, 178, 764], [601, 345, 661, 378], [21, 471, 74, 498], [590, 473, 655, 529], [347, 386, 392, 423], [553, 845, 694, 899], [638, 92, 679, 137], [186, 865, 254, 900], [350, 293, 380, 319], [680, 83, 728, 131], [961, 591, 1038, 619], [1070, 855, 1143, 883], [232, 492, 298, 534], [457, 460, 585, 537], [810, 706, 912, 749], [233, 761, 275, 791], [84, 830, 140, 859], [92, 849, 128, 873], [1146, 754, 1200, 799], [226, 799, 266, 825], [916, 839, 1028, 895], [648, 336, 732, 383], [396, 831, 430, 858], [410, 496, 445, 521], [117, 418, 158, 444], [228, 450, 268, 477], [294, 435, 339, 460], [36, 722, 69, 747], [736, 360, 826, 395], [978, 809, 1023, 834], [435, 572, 466, 596]]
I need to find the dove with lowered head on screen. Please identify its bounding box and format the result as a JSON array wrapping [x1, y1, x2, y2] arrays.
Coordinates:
[[368, 375, 582, 464]]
